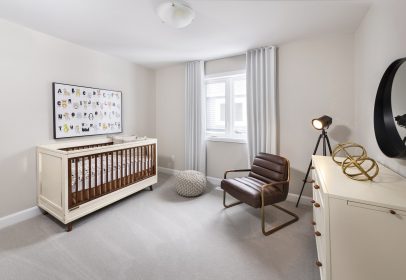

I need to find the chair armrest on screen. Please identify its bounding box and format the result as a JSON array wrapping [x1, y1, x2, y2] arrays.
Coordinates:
[[224, 169, 251, 179]]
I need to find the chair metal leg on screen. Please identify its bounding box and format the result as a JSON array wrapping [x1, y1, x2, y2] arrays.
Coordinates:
[[261, 203, 299, 236], [223, 191, 243, 208]]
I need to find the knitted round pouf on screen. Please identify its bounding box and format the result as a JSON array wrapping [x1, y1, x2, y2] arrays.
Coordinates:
[[175, 170, 206, 197]]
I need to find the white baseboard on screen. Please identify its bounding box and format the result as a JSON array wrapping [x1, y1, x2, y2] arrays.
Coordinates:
[[207, 176, 222, 187], [0, 206, 41, 230], [286, 193, 312, 205], [158, 166, 179, 175], [159, 167, 312, 205]]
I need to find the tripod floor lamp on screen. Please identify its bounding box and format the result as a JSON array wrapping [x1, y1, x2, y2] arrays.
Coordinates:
[[296, 115, 333, 207]]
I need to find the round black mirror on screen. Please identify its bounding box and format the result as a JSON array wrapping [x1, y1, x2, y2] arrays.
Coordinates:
[[374, 58, 406, 158]]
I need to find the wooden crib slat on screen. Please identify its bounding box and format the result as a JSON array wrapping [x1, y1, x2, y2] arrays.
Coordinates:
[[110, 152, 113, 192], [139, 146, 141, 180], [145, 146, 147, 178], [136, 146, 139, 181], [151, 145, 154, 175], [132, 148, 136, 183], [68, 159, 72, 209], [88, 156, 92, 200], [132, 147, 136, 183], [151, 144, 155, 175], [143, 146, 146, 178], [124, 149, 128, 186], [145, 145, 150, 177], [106, 153, 108, 193], [139, 146, 142, 180], [148, 145, 152, 176], [140, 146, 143, 179], [127, 149, 130, 185], [115, 151, 119, 190], [120, 150, 123, 189], [75, 158, 78, 206], [95, 154, 99, 196], [154, 144, 157, 175], [82, 157, 85, 203], [146, 145, 149, 177], [128, 149, 131, 185], [100, 153, 104, 195]]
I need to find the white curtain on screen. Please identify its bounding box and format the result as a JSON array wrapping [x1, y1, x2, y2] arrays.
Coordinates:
[[185, 61, 206, 173], [246, 46, 277, 163]]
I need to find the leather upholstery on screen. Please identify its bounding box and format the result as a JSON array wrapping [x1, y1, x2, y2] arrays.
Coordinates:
[[221, 153, 289, 208]]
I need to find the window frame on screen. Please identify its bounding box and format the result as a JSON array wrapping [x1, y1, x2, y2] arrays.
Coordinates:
[[204, 71, 247, 143]]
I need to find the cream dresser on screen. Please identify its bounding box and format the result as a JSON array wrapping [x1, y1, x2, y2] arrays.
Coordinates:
[[311, 155, 406, 280]]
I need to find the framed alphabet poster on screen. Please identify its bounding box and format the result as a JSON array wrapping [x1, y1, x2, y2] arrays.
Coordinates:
[[53, 82, 122, 139]]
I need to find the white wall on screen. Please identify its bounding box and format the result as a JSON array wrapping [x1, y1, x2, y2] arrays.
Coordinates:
[[0, 19, 155, 218], [206, 141, 249, 179], [354, 0, 406, 176], [279, 34, 355, 196], [154, 35, 355, 198], [205, 54, 246, 76], [155, 64, 186, 170], [155, 56, 250, 177]]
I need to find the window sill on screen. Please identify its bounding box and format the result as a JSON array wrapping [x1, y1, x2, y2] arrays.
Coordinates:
[[206, 137, 247, 144]]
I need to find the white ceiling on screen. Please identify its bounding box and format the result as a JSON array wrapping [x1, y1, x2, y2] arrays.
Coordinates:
[[0, 0, 371, 69]]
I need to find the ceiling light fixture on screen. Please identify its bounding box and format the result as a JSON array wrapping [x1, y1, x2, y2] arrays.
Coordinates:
[[157, 1, 195, 29]]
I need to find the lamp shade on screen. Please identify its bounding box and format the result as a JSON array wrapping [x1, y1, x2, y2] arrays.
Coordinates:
[[157, 2, 195, 28], [312, 115, 333, 130]]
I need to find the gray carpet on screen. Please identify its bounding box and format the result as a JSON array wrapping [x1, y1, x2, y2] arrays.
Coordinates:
[[0, 173, 320, 280]]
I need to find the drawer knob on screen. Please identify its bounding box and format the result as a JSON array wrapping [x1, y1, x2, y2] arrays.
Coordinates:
[[312, 221, 316, 226], [315, 231, 321, 237], [315, 261, 323, 267], [390, 210, 397, 215], [314, 185, 320, 190], [311, 199, 315, 204], [314, 203, 321, 208]]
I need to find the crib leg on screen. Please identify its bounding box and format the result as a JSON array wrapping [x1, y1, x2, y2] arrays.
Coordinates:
[[66, 223, 73, 232], [149, 185, 153, 191]]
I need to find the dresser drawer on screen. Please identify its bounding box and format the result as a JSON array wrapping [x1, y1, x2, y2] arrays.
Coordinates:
[[347, 201, 406, 217], [315, 227, 327, 280], [330, 198, 406, 280]]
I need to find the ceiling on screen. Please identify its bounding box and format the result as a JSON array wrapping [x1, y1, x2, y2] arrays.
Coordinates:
[[0, 0, 371, 69]]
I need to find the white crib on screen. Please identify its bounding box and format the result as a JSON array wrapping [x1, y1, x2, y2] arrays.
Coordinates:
[[37, 138, 157, 231]]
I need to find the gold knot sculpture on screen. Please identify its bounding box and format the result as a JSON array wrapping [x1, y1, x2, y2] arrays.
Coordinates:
[[332, 143, 379, 181]]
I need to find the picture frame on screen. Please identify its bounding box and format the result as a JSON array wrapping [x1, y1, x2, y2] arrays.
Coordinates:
[[53, 82, 123, 139]]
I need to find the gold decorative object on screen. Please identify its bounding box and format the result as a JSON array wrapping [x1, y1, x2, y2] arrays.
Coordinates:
[[332, 143, 379, 181]]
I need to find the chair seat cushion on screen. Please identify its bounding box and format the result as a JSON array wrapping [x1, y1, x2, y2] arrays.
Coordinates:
[[221, 177, 287, 208]]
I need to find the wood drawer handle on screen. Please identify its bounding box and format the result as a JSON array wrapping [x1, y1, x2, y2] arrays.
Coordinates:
[[314, 203, 321, 208], [315, 261, 323, 267], [312, 221, 316, 226], [315, 231, 321, 237], [390, 210, 397, 215], [314, 185, 320, 190], [311, 199, 315, 204]]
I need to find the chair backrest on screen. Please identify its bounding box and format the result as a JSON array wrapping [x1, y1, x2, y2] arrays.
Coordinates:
[[249, 153, 289, 192]]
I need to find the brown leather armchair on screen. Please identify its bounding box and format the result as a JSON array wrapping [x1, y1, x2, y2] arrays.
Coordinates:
[[221, 153, 299, 236]]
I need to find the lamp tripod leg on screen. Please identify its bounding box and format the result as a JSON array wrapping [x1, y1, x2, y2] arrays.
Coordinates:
[[296, 133, 323, 207], [325, 134, 333, 155]]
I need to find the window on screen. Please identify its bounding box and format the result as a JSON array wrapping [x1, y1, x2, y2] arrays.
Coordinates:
[[205, 73, 247, 141]]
